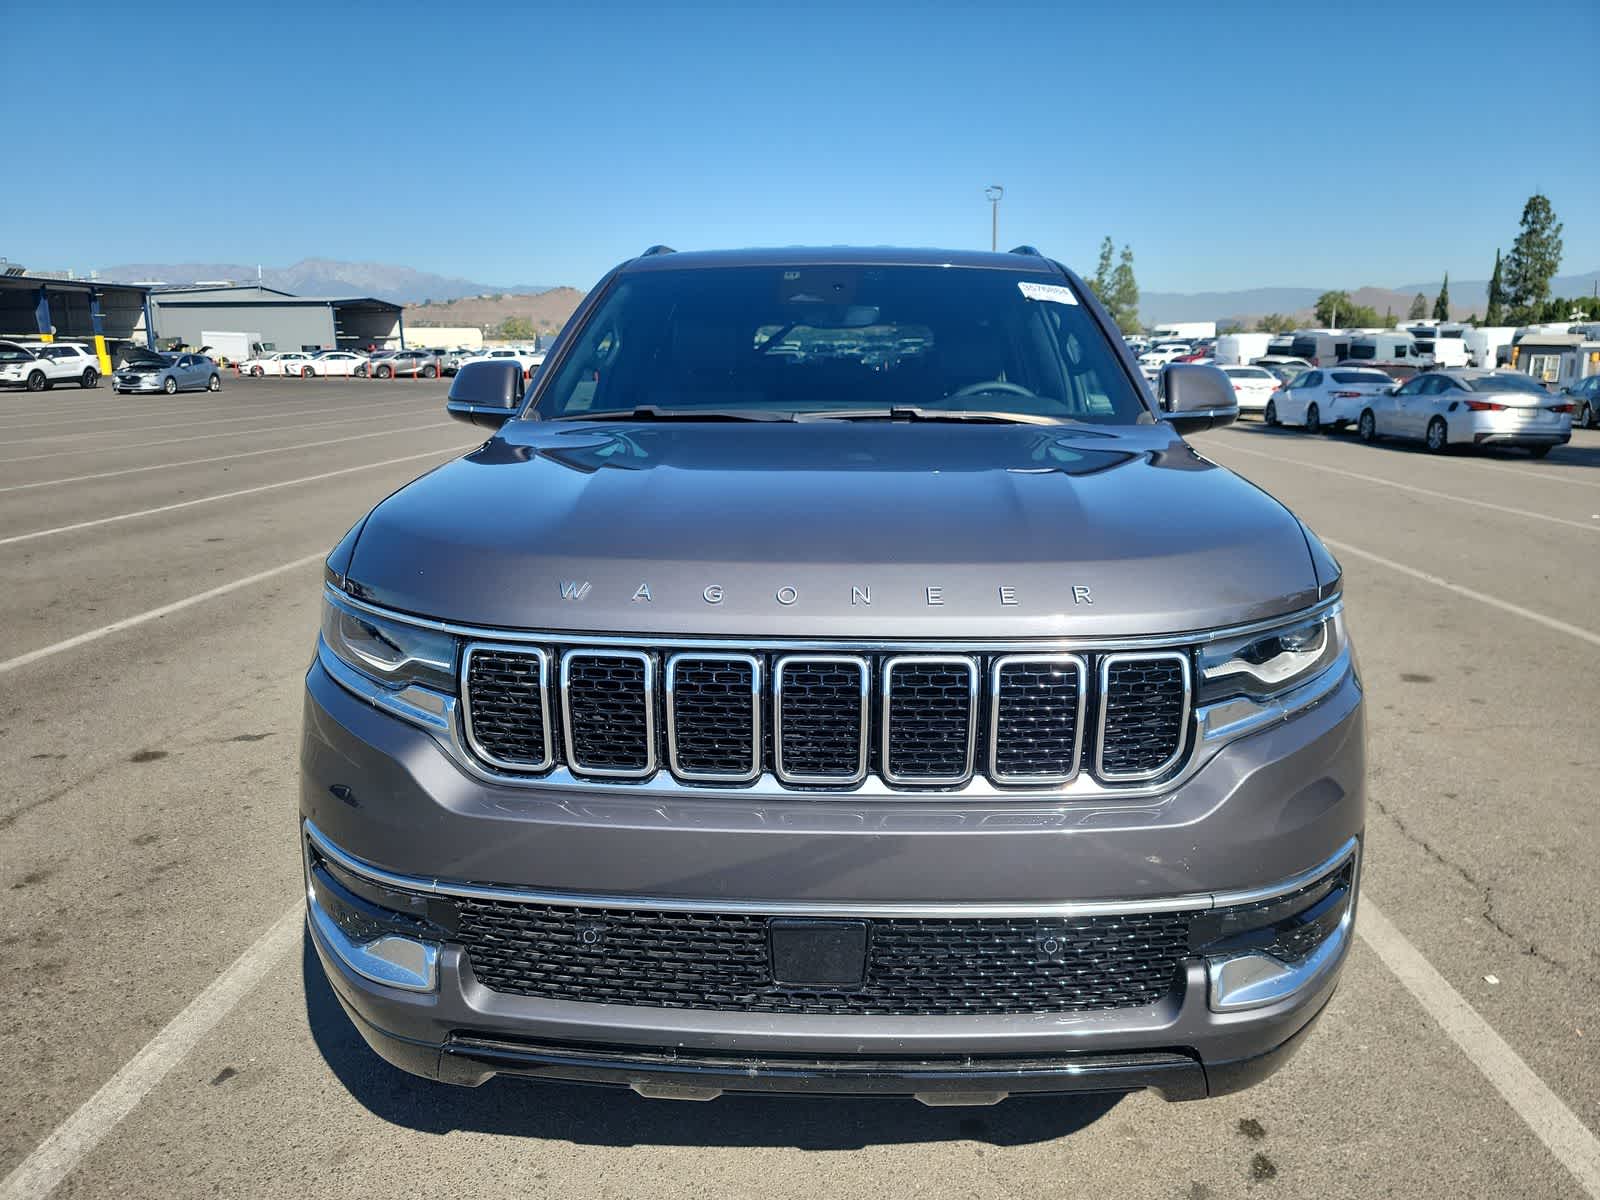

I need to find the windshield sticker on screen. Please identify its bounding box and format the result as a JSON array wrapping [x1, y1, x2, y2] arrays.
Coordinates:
[[1018, 281, 1079, 305]]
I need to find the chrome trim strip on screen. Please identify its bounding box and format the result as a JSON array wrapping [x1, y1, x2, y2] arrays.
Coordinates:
[[302, 819, 1359, 920], [881, 655, 979, 785], [773, 655, 871, 786], [988, 653, 1087, 785], [559, 649, 657, 779], [460, 642, 553, 773], [305, 871, 440, 993], [664, 652, 762, 783], [1095, 651, 1193, 783], [317, 639, 452, 734], [323, 582, 1342, 654]]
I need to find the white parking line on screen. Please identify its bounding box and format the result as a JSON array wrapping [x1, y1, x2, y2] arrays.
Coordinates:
[[0, 445, 474, 549], [1215, 441, 1598, 533], [0, 552, 325, 675], [0, 906, 303, 1200], [0, 400, 442, 465], [1324, 538, 1600, 650], [0, 392, 446, 444], [0, 421, 456, 493], [1358, 901, 1600, 1197]]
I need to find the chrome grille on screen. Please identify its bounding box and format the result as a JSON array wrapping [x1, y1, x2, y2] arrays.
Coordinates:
[[665, 654, 760, 782], [882, 656, 977, 784], [461, 643, 1194, 790], [1097, 652, 1190, 781], [560, 651, 655, 778]]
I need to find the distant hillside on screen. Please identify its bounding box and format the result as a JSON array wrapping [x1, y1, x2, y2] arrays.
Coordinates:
[[405, 288, 587, 335], [1144, 268, 1600, 328], [94, 258, 554, 305]]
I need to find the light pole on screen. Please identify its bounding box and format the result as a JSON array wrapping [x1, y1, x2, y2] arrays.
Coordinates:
[[984, 185, 1004, 252]]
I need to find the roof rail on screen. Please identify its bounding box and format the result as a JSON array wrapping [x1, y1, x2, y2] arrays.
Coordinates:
[[1007, 244, 1042, 256], [640, 244, 676, 257]]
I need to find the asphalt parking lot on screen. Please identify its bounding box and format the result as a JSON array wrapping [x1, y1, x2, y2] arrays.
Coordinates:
[[2, 376, 1598, 1199]]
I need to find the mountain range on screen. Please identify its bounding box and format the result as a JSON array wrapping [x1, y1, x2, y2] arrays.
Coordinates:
[[92, 258, 553, 304], [1143, 270, 1600, 326]]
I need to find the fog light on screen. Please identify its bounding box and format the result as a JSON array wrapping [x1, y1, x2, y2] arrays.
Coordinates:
[[1200, 855, 1356, 1012], [307, 862, 440, 992]]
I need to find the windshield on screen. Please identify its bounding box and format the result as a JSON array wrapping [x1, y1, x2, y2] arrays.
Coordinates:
[[0, 343, 34, 363], [1466, 373, 1546, 395], [533, 265, 1146, 424]]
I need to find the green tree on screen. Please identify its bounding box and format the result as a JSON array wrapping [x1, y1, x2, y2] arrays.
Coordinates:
[[1384, 306, 1393, 326], [1254, 313, 1297, 334], [1314, 290, 1352, 327], [1432, 272, 1450, 321], [493, 316, 536, 341], [1089, 237, 1115, 305], [1485, 248, 1505, 326], [1503, 193, 1564, 322], [1344, 303, 1382, 328], [1218, 320, 1244, 336], [1406, 292, 1428, 320], [1107, 243, 1140, 332]]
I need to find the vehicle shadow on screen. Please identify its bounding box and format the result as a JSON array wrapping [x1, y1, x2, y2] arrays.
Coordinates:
[[300, 933, 1125, 1148], [1220, 417, 1600, 468]]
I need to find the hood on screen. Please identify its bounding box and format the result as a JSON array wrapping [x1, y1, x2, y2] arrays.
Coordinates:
[[346, 421, 1320, 638]]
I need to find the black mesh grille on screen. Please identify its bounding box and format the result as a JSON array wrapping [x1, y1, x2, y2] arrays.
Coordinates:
[[564, 654, 651, 773], [777, 660, 865, 779], [465, 650, 549, 767], [670, 657, 757, 777], [884, 659, 974, 780], [993, 658, 1081, 779], [456, 901, 1192, 1015], [1100, 656, 1188, 776]]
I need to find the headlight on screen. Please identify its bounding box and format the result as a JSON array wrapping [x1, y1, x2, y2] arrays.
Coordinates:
[[321, 588, 456, 693], [1197, 608, 1345, 704]]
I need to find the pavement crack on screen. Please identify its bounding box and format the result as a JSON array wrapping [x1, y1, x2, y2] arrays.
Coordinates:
[[1370, 794, 1596, 987]]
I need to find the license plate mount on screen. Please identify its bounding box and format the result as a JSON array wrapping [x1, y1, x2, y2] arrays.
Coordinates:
[[768, 919, 869, 987]]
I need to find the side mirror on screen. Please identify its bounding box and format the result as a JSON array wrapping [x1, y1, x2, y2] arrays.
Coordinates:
[[447, 360, 525, 429], [1157, 364, 1239, 433]]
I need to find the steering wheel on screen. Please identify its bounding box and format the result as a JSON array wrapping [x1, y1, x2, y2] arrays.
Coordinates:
[[943, 379, 1038, 403]]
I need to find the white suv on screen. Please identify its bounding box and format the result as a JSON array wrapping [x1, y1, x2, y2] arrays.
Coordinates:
[[2, 341, 102, 390]]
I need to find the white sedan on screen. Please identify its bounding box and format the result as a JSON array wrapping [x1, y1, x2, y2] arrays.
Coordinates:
[[461, 347, 546, 376], [1218, 365, 1281, 416], [240, 352, 314, 377], [1356, 370, 1572, 458], [304, 351, 370, 378], [1265, 367, 1396, 432]]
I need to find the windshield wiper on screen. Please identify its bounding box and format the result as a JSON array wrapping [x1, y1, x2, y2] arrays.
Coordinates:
[[796, 407, 1073, 426], [553, 406, 795, 423]]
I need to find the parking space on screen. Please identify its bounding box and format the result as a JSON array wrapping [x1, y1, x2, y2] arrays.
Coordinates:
[[1, 385, 1597, 1198]]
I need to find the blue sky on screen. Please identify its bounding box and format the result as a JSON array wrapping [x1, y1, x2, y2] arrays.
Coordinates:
[[6, 0, 1594, 295]]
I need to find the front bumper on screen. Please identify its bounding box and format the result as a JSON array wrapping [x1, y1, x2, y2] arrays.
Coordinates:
[[300, 654, 1365, 1102], [112, 376, 166, 392]]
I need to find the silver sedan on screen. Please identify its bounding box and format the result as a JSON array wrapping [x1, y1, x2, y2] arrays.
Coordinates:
[[112, 353, 223, 395], [1356, 370, 1572, 458]]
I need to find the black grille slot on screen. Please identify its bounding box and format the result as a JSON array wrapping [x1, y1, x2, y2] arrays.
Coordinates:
[[884, 658, 975, 782], [1099, 654, 1189, 778], [992, 656, 1082, 780], [776, 658, 867, 781], [669, 656, 758, 779], [562, 652, 653, 775], [456, 901, 1192, 1015], [464, 649, 550, 769]]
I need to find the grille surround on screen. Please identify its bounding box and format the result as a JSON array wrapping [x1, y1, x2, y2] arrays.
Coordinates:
[[988, 653, 1087, 784], [462, 644, 553, 772], [880, 655, 978, 785], [1095, 651, 1192, 782], [559, 650, 657, 779], [664, 653, 762, 782], [773, 655, 871, 785]]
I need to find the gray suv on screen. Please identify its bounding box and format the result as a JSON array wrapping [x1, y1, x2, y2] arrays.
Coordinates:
[[301, 246, 1364, 1106]]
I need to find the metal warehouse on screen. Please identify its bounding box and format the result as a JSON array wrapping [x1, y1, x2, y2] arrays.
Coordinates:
[[148, 284, 406, 355], [0, 269, 153, 373]]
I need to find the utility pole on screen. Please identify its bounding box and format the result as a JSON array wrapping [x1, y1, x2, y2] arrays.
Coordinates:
[[985, 185, 1004, 252]]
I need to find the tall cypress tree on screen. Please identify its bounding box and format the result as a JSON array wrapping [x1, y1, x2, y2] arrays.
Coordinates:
[[1433, 272, 1450, 321], [1485, 249, 1504, 326], [1503, 194, 1564, 321], [1407, 293, 1428, 320]]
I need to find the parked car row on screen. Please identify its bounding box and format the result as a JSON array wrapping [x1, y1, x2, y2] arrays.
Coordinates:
[[1256, 366, 1576, 458]]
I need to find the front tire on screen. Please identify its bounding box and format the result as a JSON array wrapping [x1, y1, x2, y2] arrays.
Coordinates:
[[355, 365, 368, 378], [163, 376, 178, 395], [1306, 402, 1322, 434], [1358, 409, 1377, 442], [26, 369, 46, 392], [1581, 402, 1593, 430], [207, 374, 222, 392], [302, 366, 315, 378], [250, 366, 263, 377], [1264, 399, 1279, 427], [1425, 416, 1448, 453], [80, 368, 99, 389], [376, 366, 392, 379], [422, 364, 438, 379]]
